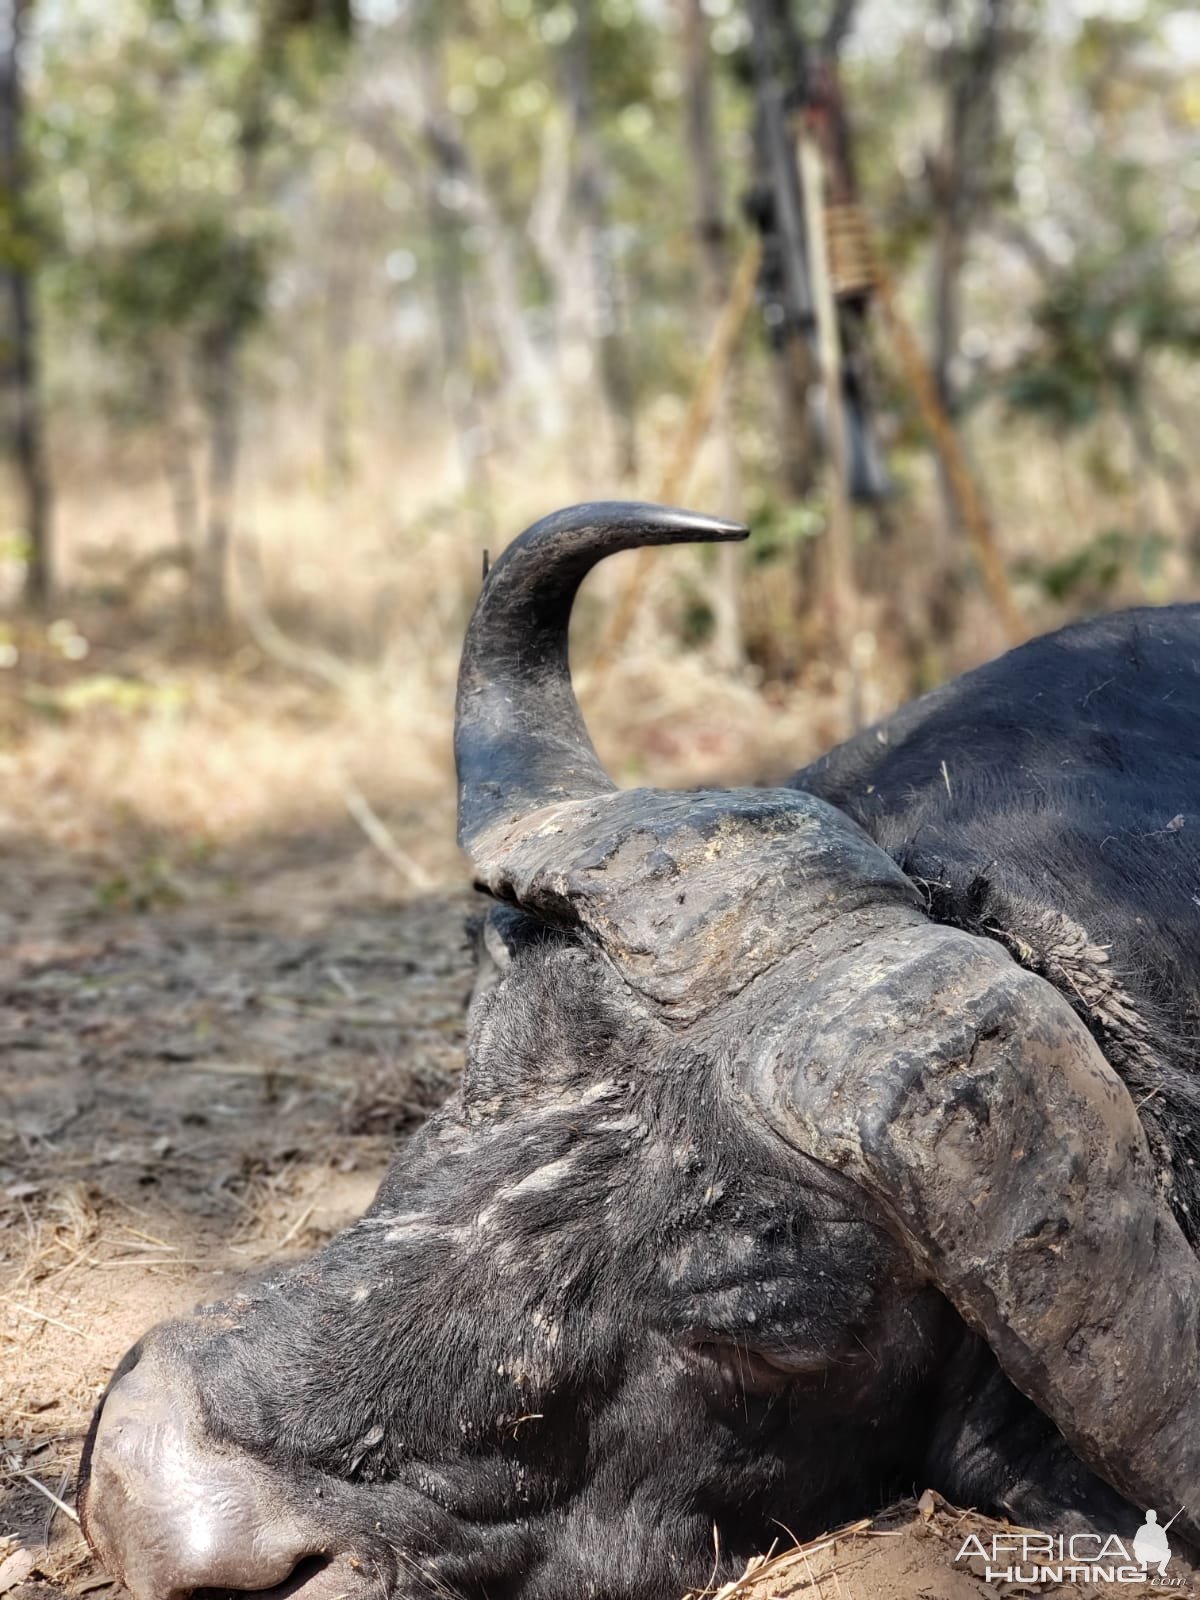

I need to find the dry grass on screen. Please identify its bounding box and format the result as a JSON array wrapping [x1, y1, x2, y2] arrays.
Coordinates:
[[1, 1188, 104, 1305], [3, 402, 1196, 894]]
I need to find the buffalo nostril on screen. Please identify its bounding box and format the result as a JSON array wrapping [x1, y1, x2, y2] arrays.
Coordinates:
[[81, 1340, 341, 1600]]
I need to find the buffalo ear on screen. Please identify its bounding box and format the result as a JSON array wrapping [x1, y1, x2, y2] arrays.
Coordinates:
[[466, 904, 546, 1008], [747, 921, 1200, 1546]]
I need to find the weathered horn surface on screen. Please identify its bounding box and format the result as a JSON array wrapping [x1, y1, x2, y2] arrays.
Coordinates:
[[468, 785, 921, 1024], [454, 502, 924, 1019], [455, 501, 746, 856], [740, 921, 1200, 1544]]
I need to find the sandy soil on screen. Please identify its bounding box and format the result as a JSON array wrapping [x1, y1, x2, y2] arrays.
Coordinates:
[[0, 830, 1192, 1600]]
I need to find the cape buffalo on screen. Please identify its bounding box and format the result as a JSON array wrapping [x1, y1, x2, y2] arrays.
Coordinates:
[[80, 503, 1200, 1600]]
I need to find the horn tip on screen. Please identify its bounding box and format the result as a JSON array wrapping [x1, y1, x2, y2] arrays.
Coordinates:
[[599, 500, 750, 544]]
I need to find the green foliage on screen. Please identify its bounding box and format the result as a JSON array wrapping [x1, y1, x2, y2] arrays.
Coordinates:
[[430, 0, 712, 409], [36, 0, 344, 407], [32, 672, 188, 716], [1002, 172, 1200, 431], [95, 854, 186, 911], [1016, 527, 1170, 605], [92, 218, 269, 349], [742, 488, 826, 563]]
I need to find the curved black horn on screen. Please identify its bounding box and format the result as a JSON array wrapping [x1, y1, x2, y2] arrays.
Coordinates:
[[455, 501, 747, 856], [745, 923, 1200, 1544]]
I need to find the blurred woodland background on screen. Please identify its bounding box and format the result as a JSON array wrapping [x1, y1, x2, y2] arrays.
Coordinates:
[[1, 0, 1199, 884]]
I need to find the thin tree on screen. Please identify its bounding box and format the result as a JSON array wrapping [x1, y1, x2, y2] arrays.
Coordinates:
[[0, 0, 51, 607], [926, 0, 1008, 501], [928, 0, 1010, 413], [680, 0, 743, 668], [559, 0, 638, 481], [198, 0, 352, 629], [413, 13, 491, 509]]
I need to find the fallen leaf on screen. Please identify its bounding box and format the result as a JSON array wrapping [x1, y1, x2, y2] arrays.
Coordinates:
[[0, 1548, 36, 1595]]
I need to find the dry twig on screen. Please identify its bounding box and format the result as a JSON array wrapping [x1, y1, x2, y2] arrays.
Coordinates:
[[342, 779, 436, 891], [3, 1454, 80, 1526], [9, 1302, 86, 1337]]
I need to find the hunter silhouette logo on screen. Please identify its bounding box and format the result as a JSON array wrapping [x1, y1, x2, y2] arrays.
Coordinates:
[[1135, 1511, 1174, 1578], [955, 1509, 1188, 1588]]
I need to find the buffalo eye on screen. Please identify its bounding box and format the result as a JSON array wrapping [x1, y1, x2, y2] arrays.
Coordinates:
[[685, 1338, 830, 1400]]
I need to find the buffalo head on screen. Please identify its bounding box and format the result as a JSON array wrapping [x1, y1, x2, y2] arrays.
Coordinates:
[[80, 504, 1200, 1600]]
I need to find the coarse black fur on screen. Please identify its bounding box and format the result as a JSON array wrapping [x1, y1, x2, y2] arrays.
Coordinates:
[[91, 926, 1138, 1598], [174, 939, 960, 1598]]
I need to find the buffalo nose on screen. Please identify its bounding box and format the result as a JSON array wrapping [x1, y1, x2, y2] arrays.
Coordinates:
[[80, 1338, 342, 1600]]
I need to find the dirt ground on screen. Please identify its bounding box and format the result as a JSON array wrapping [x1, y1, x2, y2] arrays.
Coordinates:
[[0, 825, 478, 1597]]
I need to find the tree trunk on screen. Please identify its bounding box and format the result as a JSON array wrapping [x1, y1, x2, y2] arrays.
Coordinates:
[[415, 28, 491, 509], [529, 112, 602, 494], [192, 0, 333, 629], [468, 171, 560, 442], [928, 0, 1006, 411], [0, 0, 52, 608], [680, 0, 742, 669], [320, 256, 355, 490], [199, 322, 241, 630], [925, 0, 1008, 630], [153, 346, 202, 580], [745, 0, 821, 531], [410, 87, 559, 445], [191, 6, 276, 632], [560, 0, 638, 482]]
